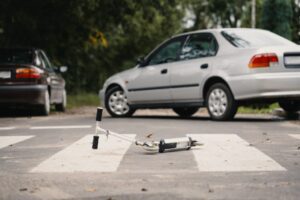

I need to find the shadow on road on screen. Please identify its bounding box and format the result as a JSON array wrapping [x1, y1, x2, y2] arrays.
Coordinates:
[[0, 106, 43, 118], [130, 114, 296, 123]]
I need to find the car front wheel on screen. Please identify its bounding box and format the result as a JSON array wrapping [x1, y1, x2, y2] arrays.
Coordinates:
[[105, 86, 135, 117], [206, 83, 237, 121]]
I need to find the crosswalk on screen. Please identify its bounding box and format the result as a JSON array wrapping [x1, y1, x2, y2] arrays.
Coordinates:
[[0, 133, 299, 173], [0, 135, 34, 149], [188, 134, 286, 172], [31, 134, 135, 173]]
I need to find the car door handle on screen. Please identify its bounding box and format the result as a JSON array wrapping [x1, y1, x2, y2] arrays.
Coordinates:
[[200, 63, 209, 69], [161, 69, 168, 74]]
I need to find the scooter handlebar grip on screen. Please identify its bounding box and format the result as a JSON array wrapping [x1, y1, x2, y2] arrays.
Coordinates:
[[96, 107, 103, 121]]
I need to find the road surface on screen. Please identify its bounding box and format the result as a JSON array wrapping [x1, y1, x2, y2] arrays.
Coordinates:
[[0, 109, 299, 200]]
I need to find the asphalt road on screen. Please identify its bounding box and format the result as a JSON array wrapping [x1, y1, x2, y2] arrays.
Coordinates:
[[0, 109, 299, 200]]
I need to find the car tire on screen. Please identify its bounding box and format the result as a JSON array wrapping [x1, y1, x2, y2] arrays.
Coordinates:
[[173, 107, 198, 118], [55, 90, 67, 112], [105, 86, 135, 117], [206, 83, 237, 121], [40, 90, 50, 116], [279, 101, 300, 113]]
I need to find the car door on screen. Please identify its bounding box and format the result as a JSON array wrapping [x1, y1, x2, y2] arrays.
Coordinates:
[[38, 51, 64, 103], [169, 32, 219, 102], [127, 36, 187, 104]]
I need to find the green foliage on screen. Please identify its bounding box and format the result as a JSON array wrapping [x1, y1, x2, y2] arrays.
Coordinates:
[[186, 0, 248, 31], [0, 0, 299, 96], [0, 0, 184, 93], [240, 0, 264, 28], [261, 0, 293, 39], [67, 92, 100, 109], [291, 0, 300, 44], [238, 103, 279, 114]]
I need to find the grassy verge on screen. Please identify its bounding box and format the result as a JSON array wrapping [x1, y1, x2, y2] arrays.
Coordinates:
[[67, 92, 100, 110], [66, 93, 279, 115], [238, 103, 279, 114]]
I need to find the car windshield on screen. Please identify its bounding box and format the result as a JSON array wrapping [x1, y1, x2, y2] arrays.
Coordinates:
[[221, 29, 296, 48], [0, 49, 33, 64]]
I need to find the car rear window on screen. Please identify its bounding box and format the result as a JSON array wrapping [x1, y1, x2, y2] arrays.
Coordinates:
[[221, 29, 296, 48], [0, 49, 33, 64]]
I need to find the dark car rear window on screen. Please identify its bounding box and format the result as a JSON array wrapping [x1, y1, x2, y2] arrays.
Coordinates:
[[0, 49, 33, 64]]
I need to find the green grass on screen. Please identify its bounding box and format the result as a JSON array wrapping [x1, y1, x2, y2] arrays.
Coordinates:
[[67, 92, 100, 109], [66, 93, 279, 114], [238, 103, 279, 114]]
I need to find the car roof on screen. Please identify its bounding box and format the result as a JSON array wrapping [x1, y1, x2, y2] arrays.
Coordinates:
[[173, 28, 267, 38]]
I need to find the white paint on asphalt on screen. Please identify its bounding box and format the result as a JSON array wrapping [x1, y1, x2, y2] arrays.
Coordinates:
[[30, 125, 92, 130], [0, 127, 16, 131], [188, 134, 286, 172], [0, 136, 34, 149], [31, 134, 135, 173], [289, 134, 300, 140]]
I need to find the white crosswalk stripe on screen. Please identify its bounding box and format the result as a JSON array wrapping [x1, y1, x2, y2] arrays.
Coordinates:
[[30, 125, 92, 130], [0, 127, 16, 131], [188, 134, 286, 172], [31, 134, 135, 173], [289, 134, 300, 140], [0, 136, 34, 149], [0, 134, 292, 173]]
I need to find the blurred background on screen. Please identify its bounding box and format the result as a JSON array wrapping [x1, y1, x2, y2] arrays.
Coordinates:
[[0, 0, 299, 97]]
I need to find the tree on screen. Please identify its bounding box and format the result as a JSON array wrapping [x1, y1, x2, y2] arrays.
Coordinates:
[[185, 0, 248, 31], [0, 0, 185, 93], [291, 0, 300, 43], [261, 0, 293, 39], [240, 0, 264, 28]]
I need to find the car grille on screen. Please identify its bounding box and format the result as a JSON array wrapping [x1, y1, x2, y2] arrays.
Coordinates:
[[284, 53, 300, 68]]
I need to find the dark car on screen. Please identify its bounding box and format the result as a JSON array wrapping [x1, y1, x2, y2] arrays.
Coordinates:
[[0, 48, 67, 115]]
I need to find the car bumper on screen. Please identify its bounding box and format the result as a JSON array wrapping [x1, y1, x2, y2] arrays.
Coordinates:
[[0, 84, 47, 105], [229, 72, 300, 100]]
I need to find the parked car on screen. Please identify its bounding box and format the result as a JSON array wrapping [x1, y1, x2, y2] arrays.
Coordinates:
[[99, 28, 300, 120], [0, 48, 67, 115]]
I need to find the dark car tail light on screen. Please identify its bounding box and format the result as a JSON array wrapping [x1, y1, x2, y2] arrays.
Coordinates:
[[16, 67, 42, 79], [248, 53, 279, 68]]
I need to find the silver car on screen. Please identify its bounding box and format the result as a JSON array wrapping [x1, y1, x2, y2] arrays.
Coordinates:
[[99, 28, 300, 120]]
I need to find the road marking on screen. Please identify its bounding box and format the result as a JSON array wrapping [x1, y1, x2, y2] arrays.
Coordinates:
[[31, 134, 135, 173], [188, 134, 286, 172], [289, 134, 300, 140], [30, 125, 92, 130], [0, 127, 16, 131], [0, 136, 34, 149]]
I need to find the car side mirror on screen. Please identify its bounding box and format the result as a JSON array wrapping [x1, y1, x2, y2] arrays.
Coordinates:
[[59, 66, 68, 73], [137, 57, 146, 67]]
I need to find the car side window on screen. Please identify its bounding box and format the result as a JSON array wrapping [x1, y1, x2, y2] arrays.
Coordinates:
[[179, 33, 218, 60], [147, 37, 185, 66], [39, 51, 53, 71]]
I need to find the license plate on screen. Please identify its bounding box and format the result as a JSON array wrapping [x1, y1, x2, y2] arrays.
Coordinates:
[[0, 71, 11, 79], [284, 56, 300, 65]]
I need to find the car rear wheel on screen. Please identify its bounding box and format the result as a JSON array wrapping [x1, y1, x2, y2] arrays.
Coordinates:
[[105, 86, 135, 117], [39, 90, 50, 116], [173, 107, 198, 118], [279, 101, 300, 113], [55, 90, 67, 112], [206, 83, 237, 121]]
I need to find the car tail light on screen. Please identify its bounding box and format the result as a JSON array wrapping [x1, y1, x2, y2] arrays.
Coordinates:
[[248, 53, 279, 68], [16, 67, 41, 79]]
